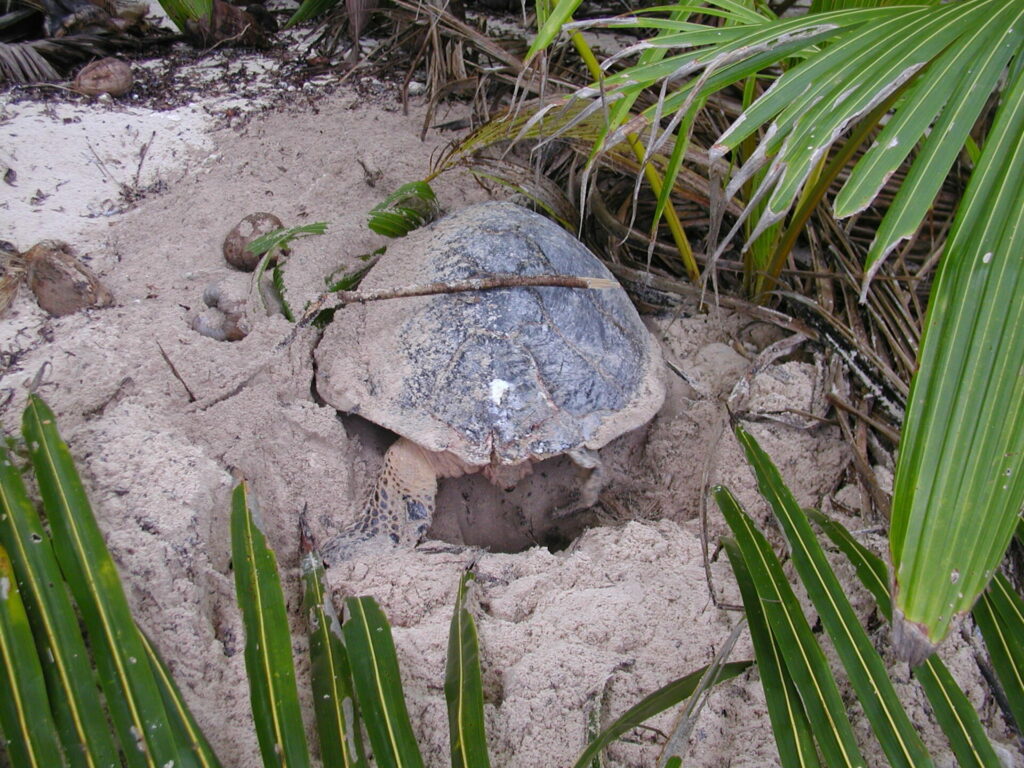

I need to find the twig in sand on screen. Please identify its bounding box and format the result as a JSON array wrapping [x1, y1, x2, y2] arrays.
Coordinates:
[[26, 361, 53, 394], [86, 140, 120, 187], [133, 131, 156, 192], [156, 342, 196, 402]]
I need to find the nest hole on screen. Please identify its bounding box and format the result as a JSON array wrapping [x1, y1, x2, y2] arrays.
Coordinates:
[[433, 454, 601, 554], [341, 414, 609, 555]]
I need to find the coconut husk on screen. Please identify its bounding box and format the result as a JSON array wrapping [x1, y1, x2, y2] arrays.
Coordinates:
[[72, 55, 132, 95], [23, 240, 114, 316]]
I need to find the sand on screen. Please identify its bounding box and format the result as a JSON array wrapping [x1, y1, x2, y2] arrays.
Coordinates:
[[1, 52, 1020, 767]]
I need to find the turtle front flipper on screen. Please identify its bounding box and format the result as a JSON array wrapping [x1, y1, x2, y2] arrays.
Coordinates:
[[322, 437, 438, 563]]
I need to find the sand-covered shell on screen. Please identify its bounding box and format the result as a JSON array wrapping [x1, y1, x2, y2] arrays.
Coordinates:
[[73, 58, 133, 97], [24, 241, 114, 316], [191, 273, 260, 341], [223, 212, 284, 271], [191, 307, 247, 342]]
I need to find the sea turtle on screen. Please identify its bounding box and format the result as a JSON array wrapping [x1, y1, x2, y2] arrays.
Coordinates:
[[315, 201, 665, 561]]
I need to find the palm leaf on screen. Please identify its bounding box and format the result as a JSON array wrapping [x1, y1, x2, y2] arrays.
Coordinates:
[[444, 572, 490, 768], [231, 481, 311, 768], [0, 443, 120, 768], [571, 658, 752, 768], [23, 395, 183, 768], [728, 428, 931, 768], [722, 538, 821, 768], [888, 51, 1024, 659], [806, 509, 1003, 768], [0, 546, 66, 768], [539, 0, 1024, 659], [0, 41, 58, 83], [714, 483, 864, 767], [300, 535, 367, 768], [343, 596, 424, 768]]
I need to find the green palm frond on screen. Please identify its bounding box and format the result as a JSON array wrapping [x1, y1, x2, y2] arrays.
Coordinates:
[[535, 0, 1024, 660]]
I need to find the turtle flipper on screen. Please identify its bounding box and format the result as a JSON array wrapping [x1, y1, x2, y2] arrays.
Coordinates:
[[551, 448, 607, 519], [322, 437, 438, 563]]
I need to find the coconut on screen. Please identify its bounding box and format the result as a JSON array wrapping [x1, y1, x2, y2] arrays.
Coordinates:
[[223, 212, 285, 271], [73, 58, 133, 97]]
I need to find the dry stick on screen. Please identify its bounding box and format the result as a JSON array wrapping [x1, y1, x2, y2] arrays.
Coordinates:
[[194, 274, 614, 411], [278, 273, 615, 349], [326, 273, 612, 307], [832, 403, 892, 520], [658, 618, 746, 766], [132, 131, 156, 192], [605, 261, 820, 340], [156, 341, 196, 402], [827, 392, 900, 445]]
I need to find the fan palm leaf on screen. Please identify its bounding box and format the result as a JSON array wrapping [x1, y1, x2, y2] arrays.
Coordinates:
[[532, 0, 1024, 659]]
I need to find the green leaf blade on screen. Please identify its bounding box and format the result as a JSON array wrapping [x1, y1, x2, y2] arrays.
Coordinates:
[[890, 54, 1024, 656], [231, 481, 311, 768], [733, 427, 931, 768], [835, 7, 1022, 222], [140, 629, 226, 768], [343, 596, 424, 768], [367, 183, 439, 238], [22, 394, 180, 768], [156, 0, 212, 32], [722, 538, 819, 768], [444, 572, 490, 768], [0, 545, 67, 768], [571, 659, 752, 768], [859, 10, 1024, 272], [525, 0, 584, 61], [713, 484, 864, 768], [301, 546, 367, 768], [285, 0, 339, 28], [973, 576, 1024, 731], [807, 510, 1002, 768], [0, 445, 119, 768], [761, 1, 981, 224]]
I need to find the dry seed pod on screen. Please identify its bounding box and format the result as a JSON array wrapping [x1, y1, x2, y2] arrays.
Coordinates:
[[184, 0, 270, 49], [24, 240, 114, 317], [223, 212, 285, 271], [73, 57, 133, 97]]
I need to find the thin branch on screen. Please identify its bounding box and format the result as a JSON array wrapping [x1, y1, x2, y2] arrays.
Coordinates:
[[289, 273, 615, 338]]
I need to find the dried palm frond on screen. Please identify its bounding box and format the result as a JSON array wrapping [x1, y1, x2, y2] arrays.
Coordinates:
[[385, 0, 542, 123], [0, 0, 163, 84], [0, 38, 58, 81]]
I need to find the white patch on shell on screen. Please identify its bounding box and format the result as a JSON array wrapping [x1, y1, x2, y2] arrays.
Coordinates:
[[490, 378, 513, 405]]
